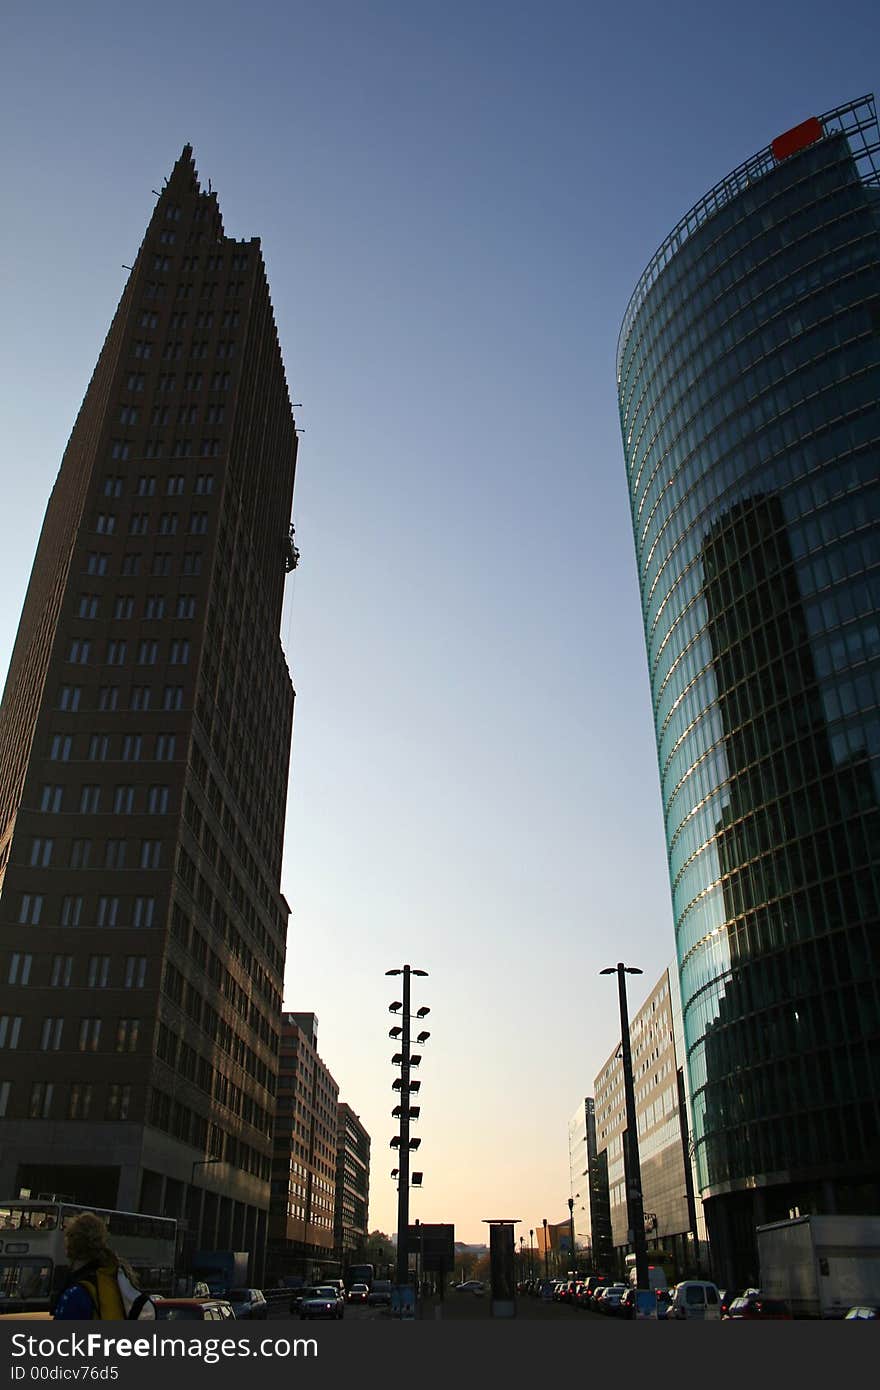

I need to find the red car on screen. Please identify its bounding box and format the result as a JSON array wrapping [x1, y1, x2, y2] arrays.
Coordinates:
[[727, 1292, 791, 1319]]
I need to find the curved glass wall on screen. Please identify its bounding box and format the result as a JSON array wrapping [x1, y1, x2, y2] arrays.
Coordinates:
[[618, 96, 880, 1205]]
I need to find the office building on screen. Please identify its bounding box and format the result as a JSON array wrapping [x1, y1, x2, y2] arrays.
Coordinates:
[[567, 1099, 594, 1264], [268, 1013, 340, 1282], [334, 1102, 370, 1265], [618, 96, 880, 1284], [593, 966, 702, 1277], [0, 146, 299, 1277]]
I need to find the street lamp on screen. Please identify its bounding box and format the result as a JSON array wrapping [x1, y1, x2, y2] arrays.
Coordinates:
[[529, 1229, 534, 1280], [568, 1195, 578, 1276], [600, 962, 649, 1289], [387, 965, 429, 1289], [542, 1218, 549, 1280]]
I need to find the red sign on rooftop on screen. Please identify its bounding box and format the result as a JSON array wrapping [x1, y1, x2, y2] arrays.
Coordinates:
[[771, 116, 824, 162]]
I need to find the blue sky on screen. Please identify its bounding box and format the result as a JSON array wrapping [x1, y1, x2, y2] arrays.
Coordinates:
[[1, 1, 877, 1241]]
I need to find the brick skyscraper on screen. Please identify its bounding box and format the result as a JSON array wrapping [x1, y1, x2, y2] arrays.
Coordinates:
[[0, 146, 298, 1277]]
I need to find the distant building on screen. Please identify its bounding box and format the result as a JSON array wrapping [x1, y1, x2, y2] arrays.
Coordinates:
[[0, 145, 298, 1281], [268, 1013, 340, 1282], [334, 1103, 370, 1263], [567, 1099, 593, 1263], [593, 965, 704, 1277]]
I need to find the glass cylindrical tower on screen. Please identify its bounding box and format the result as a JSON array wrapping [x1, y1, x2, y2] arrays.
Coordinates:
[[618, 96, 880, 1283]]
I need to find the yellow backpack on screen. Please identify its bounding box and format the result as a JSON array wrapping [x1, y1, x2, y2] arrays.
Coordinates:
[[77, 1261, 127, 1320]]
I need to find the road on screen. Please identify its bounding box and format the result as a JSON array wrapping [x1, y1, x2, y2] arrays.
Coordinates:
[[267, 1293, 622, 1322]]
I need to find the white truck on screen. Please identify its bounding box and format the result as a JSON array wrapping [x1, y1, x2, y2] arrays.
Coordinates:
[[756, 1215, 880, 1318]]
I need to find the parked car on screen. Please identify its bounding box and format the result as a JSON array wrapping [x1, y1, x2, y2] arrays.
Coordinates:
[[300, 1286, 345, 1320], [669, 1281, 722, 1320], [727, 1291, 791, 1320], [454, 1280, 485, 1295], [154, 1298, 235, 1320], [226, 1288, 268, 1320], [597, 1283, 627, 1314], [582, 1276, 610, 1308], [347, 1283, 370, 1305], [538, 1280, 556, 1300], [845, 1306, 880, 1319], [368, 1280, 393, 1306]]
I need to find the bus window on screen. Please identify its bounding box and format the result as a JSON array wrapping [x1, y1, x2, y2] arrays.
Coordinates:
[[0, 1261, 53, 1300]]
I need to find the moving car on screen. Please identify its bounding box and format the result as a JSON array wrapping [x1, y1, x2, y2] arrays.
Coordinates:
[[300, 1285, 345, 1320], [226, 1288, 268, 1320], [154, 1298, 235, 1320], [845, 1305, 880, 1319], [347, 1282, 370, 1305], [454, 1280, 485, 1295], [367, 1279, 393, 1306]]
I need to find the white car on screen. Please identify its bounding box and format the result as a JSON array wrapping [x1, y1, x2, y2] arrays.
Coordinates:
[[455, 1280, 485, 1295]]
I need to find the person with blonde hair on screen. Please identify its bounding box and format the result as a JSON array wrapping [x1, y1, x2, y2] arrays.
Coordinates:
[[53, 1212, 131, 1319]]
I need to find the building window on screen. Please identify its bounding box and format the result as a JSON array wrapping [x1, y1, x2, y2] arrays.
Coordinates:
[[121, 554, 142, 577], [19, 891, 44, 924], [133, 897, 156, 928], [78, 1019, 101, 1052], [140, 840, 162, 869], [68, 1083, 93, 1119], [115, 1020, 140, 1053], [151, 552, 172, 577], [70, 839, 92, 868], [181, 553, 202, 576], [145, 440, 164, 459], [163, 686, 183, 711], [86, 552, 109, 576], [96, 897, 120, 928], [106, 1083, 132, 1119], [98, 685, 119, 711], [104, 840, 126, 870], [130, 686, 152, 712], [127, 373, 145, 391], [199, 440, 220, 458], [29, 837, 53, 867], [152, 406, 170, 426], [40, 784, 63, 813], [40, 1018, 63, 1051], [68, 640, 91, 665], [129, 513, 149, 536], [80, 785, 101, 813], [178, 405, 197, 426], [50, 735, 72, 761], [122, 734, 142, 761], [0, 1083, 10, 1118], [147, 786, 169, 815], [167, 475, 185, 495], [175, 596, 195, 619], [124, 957, 147, 989], [145, 595, 166, 620], [158, 512, 179, 534], [50, 955, 73, 988], [29, 1082, 54, 1119], [162, 339, 182, 360], [96, 514, 117, 534], [137, 640, 158, 665], [87, 956, 110, 988], [155, 733, 176, 761], [120, 406, 139, 425], [60, 896, 82, 927], [87, 734, 109, 761], [107, 640, 127, 666], [113, 593, 134, 618], [188, 512, 208, 534], [7, 953, 32, 985], [0, 1017, 22, 1049], [170, 640, 190, 665], [158, 373, 176, 392], [78, 595, 99, 619]]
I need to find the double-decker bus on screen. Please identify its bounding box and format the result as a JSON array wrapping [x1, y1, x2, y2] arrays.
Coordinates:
[[345, 1262, 375, 1291], [0, 1199, 177, 1314]]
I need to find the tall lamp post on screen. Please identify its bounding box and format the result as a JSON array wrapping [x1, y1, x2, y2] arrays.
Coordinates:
[[600, 962, 649, 1289], [387, 965, 429, 1288], [568, 1195, 578, 1275], [529, 1229, 534, 1280], [542, 1218, 549, 1280]]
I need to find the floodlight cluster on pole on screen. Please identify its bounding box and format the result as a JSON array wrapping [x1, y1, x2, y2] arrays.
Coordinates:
[[387, 965, 430, 1288], [600, 961, 649, 1289]]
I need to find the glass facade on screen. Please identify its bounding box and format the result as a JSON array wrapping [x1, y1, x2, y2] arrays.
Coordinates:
[[618, 96, 880, 1281]]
